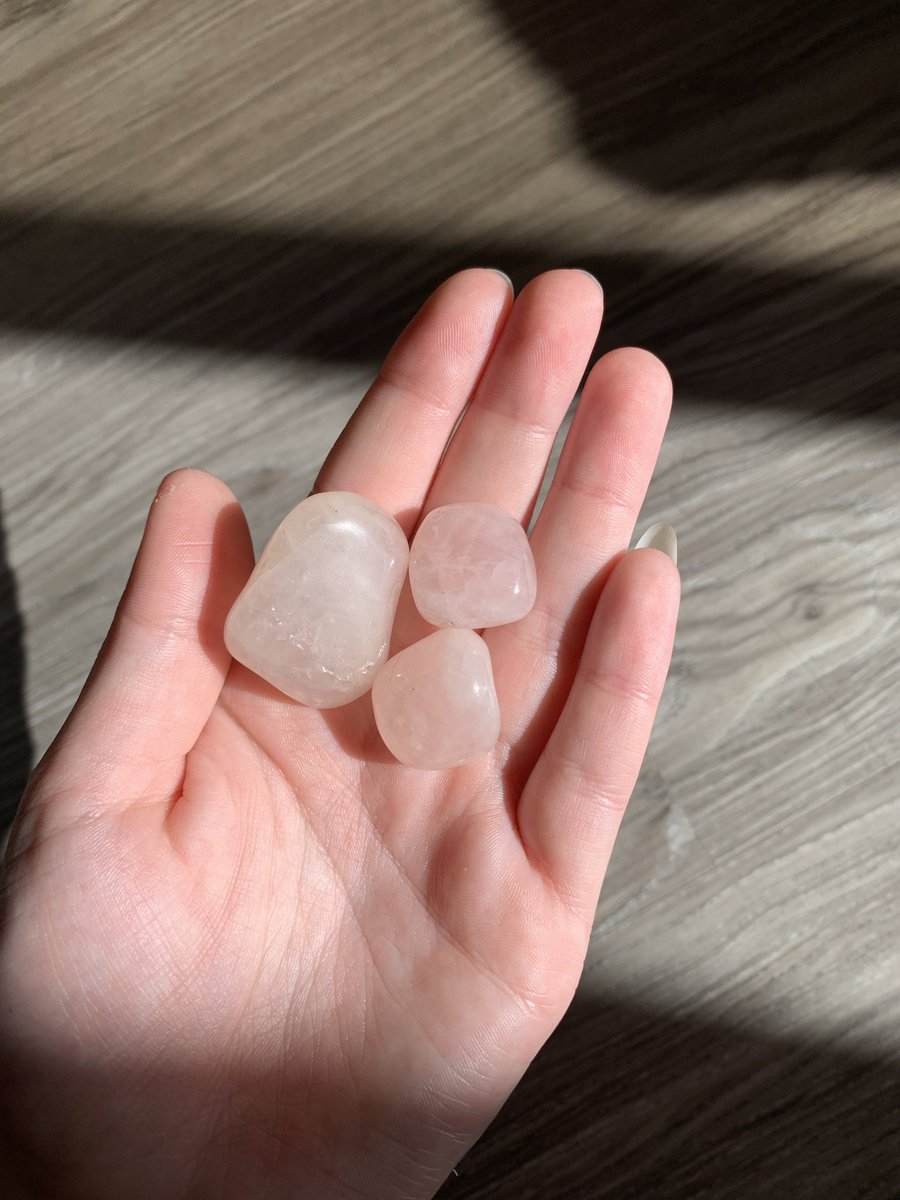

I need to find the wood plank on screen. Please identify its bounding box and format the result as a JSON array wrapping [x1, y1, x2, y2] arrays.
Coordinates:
[[2, 0, 898, 1193]]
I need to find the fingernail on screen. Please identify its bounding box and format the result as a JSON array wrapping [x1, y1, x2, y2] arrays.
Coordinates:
[[487, 268, 513, 289], [573, 268, 602, 293], [634, 523, 677, 565]]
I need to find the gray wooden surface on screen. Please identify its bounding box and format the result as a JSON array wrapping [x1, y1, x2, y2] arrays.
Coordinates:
[[2, 0, 899, 1196]]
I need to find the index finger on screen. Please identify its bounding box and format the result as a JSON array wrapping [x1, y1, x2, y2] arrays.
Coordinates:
[[315, 268, 513, 535]]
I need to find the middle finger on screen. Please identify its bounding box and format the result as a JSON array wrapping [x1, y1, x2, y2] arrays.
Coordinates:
[[423, 268, 604, 520], [392, 269, 603, 649]]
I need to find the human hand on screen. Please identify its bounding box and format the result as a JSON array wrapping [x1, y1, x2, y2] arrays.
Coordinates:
[[0, 269, 679, 1200]]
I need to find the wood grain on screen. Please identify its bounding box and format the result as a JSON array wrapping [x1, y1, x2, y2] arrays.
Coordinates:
[[2, 0, 899, 1194]]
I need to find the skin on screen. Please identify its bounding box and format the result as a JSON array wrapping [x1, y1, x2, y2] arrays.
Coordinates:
[[0, 269, 679, 1200]]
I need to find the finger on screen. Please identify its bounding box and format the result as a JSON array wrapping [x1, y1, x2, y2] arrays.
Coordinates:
[[315, 268, 513, 534], [391, 269, 603, 650], [35, 469, 254, 815], [489, 348, 672, 758], [516, 547, 680, 919], [422, 269, 604, 521]]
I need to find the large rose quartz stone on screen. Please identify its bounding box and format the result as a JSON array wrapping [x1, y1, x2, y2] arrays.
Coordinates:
[[372, 629, 501, 769], [409, 502, 537, 628], [225, 491, 408, 708]]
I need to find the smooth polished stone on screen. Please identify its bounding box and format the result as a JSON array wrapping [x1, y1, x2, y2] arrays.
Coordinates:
[[409, 502, 537, 628], [372, 629, 500, 769], [225, 491, 408, 708]]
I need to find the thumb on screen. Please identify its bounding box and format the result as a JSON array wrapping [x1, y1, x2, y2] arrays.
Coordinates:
[[24, 469, 254, 823]]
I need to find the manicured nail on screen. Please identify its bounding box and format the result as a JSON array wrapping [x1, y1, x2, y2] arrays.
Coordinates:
[[487, 269, 513, 289], [573, 268, 602, 293], [634, 523, 677, 565]]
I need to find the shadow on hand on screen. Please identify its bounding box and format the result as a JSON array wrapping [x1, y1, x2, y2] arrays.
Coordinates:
[[486, 0, 899, 193], [0, 491, 31, 829], [2, 978, 897, 1198], [438, 985, 900, 1199]]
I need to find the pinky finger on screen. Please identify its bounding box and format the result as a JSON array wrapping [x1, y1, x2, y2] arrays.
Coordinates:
[[516, 544, 680, 920]]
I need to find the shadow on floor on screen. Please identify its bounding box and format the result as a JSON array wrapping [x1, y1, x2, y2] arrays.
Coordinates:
[[438, 986, 900, 1199], [1, 971, 897, 1197], [0, 491, 32, 828], [1, 204, 898, 423], [1, 0, 898, 1176], [487, 0, 899, 194]]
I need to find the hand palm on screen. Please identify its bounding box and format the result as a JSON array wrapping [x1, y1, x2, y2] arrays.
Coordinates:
[[1, 270, 678, 1200]]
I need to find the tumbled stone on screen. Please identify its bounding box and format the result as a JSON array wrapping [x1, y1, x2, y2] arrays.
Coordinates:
[[225, 491, 408, 708], [409, 502, 537, 629], [371, 628, 500, 769]]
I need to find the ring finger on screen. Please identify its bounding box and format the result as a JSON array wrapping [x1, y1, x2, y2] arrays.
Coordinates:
[[489, 346, 673, 773]]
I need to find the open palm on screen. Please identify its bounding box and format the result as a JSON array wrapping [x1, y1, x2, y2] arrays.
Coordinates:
[[0, 270, 679, 1200]]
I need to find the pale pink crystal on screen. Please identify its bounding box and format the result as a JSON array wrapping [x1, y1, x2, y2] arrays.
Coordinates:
[[409, 502, 537, 629], [225, 491, 408, 708], [372, 629, 500, 769]]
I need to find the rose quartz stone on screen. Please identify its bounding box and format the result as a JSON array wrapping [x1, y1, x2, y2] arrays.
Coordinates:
[[409, 502, 537, 629], [372, 629, 500, 769], [225, 491, 408, 708]]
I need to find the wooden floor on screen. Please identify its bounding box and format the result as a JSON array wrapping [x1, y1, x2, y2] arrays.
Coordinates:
[[3, 0, 899, 1195]]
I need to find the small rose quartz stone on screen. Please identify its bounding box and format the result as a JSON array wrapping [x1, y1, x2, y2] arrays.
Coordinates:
[[225, 491, 408, 708], [409, 502, 537, 629], [372, 629, 500, 769]]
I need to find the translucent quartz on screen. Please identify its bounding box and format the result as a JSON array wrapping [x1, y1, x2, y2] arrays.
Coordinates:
[[225, 491, 408, 708], [372, 629, 500, 769], [409, 502, 537, 628]]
